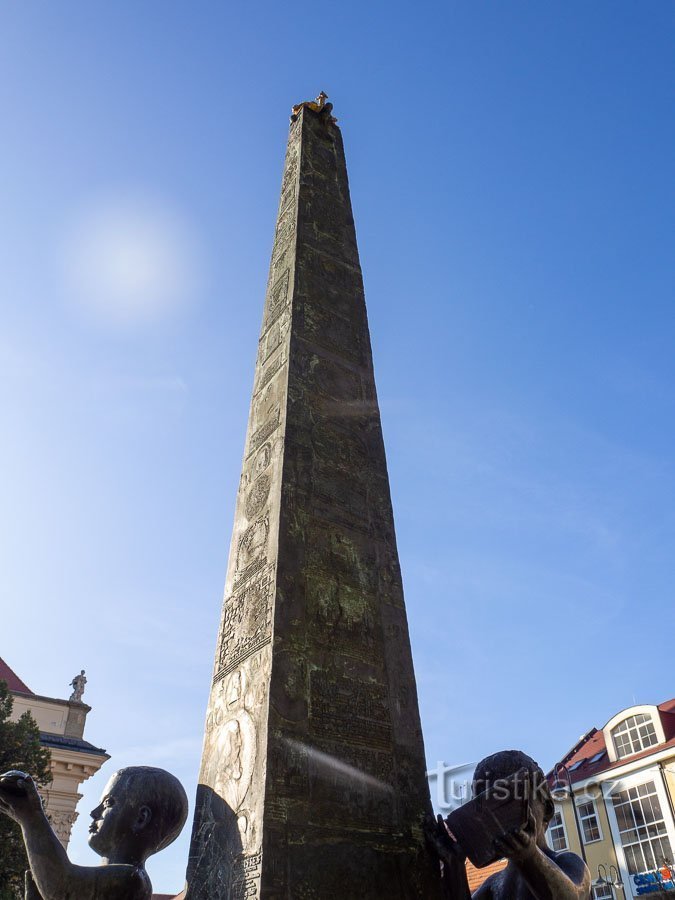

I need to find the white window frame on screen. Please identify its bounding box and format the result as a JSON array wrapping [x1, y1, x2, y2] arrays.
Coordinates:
[[547, 806, 569, 852], [612, 716, 659, 760], [603, 705, 665, 763], [604, 765, 675, 900], [592, 885, 615, 900], [577, 798, 603, 844]]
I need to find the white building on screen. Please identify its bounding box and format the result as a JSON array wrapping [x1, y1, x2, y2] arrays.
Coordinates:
[[548, 700, 675, 899]]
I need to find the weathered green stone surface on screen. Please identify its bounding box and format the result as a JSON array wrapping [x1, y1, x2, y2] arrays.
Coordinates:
[[185, 104, 441, 899]]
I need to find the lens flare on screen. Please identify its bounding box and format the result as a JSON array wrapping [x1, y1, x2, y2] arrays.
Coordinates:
[[60, 190, 204, 329], [284, 738, 394, 794]]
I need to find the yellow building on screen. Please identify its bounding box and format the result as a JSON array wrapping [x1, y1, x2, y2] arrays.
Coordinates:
[[1, 656, 109, 848], [548, 700, 675, 899]]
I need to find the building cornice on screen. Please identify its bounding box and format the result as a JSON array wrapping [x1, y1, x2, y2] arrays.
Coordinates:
[[49, 748, 110, 768], [569, 745, 675, 793], [12, 690, 91, 714]]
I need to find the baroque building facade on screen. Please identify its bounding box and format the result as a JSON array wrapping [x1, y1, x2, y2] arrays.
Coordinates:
[[1, 657, 109, 848]]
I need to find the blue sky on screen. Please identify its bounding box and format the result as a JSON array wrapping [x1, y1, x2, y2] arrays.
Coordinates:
[[1, 1, 673, 891]]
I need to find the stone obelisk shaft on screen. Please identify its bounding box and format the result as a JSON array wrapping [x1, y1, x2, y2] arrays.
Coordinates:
[[186, 104, 441, 899]]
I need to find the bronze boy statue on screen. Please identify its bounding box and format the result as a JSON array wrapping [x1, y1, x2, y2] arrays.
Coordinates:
[[0, 766, 188, 900], [425, 750, 591, 900]]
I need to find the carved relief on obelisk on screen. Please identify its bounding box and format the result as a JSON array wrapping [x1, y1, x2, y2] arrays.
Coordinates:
[[185, 100, 441, 899]]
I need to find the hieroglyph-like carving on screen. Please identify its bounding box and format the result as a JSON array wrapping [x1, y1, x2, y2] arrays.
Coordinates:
[[279, 151, 297, 215], [235, 517, 269, 586], [215, 563, 274, 682], [254, 351, 286, 396], [244, 473, 271, 520], [253, 442, 272, 476], [267, 269, 290, 319], [231, 852, 262, 900], [202, 651, 272, 872], [272, 208, 295, 260], [248, 409, 281, 458], [310, 672, 393, 749]]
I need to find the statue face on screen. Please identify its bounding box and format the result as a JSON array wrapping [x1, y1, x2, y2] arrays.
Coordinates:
[[530, 792, 550, 841], [88, 772, 147, 858]]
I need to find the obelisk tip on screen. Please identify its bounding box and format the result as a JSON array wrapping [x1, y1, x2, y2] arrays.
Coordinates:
[[290, 91, 337, 124]]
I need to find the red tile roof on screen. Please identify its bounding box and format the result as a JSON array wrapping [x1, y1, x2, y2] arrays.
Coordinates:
[[466, 858, 507, 891], [0, 657, 32, 694], [549, 699, 675, 785]]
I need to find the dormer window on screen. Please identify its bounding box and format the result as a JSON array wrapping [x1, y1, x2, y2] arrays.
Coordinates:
[[612, 713, 659, 759]]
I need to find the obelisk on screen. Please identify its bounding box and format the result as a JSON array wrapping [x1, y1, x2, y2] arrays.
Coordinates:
[[185, 97, 441, 899]]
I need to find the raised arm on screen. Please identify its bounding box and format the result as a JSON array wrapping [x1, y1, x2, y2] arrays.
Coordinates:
[[494, 811, 590, 900], [0, 773, 73, 892], [424, 813, 475, 900]]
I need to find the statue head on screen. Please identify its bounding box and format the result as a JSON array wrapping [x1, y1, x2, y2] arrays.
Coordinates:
[[88, 766, 188, 865], [472, 750, 554, 842]]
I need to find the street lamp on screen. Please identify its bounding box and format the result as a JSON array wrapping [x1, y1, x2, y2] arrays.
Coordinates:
[[596, 864, 625, 893], [609, 865, 625, 891], [597, 863, 609, 885], [551, 762, 588, 864]]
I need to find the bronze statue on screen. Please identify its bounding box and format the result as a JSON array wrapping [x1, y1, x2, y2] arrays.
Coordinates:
[[425, 750, 591, 899], [290, 91, 337, 123], [0, 766, 188, 900]]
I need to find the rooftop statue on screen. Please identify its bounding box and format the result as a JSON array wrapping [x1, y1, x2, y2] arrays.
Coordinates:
[[0, 766, 188, 900], [425, 750, 591, 900], [68, 669, 87, 703]]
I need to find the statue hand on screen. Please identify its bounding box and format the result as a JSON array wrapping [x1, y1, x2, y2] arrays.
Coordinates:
[[493, 809, 538, 864], [0, 772, 43, 825], [424, 813, 466, 866]]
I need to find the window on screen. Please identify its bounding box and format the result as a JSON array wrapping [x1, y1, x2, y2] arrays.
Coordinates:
[[569, 760, 585, 772], [612, 714, 659, 759], [548, 811, 568, 851], [612, 781, 673, 875], [592, 886, 614, 899], [590, 751, 606, 764], [578, 800, 602, 843]]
